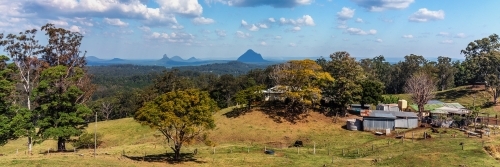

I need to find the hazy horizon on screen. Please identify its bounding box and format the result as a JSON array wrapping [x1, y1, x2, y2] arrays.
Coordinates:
[[0, 0, 498, 60]]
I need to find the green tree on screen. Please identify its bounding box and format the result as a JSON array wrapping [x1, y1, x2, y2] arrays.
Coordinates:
[[135, 89, 218, 160], [436, 56, 457, 91], [461, 34, 500, 103], [234, 85, 265, 110], [461, 34, 500, 81], [0, 55, 30, 146], [0, 29, 43, 153], [359, 80, 385, 107], [34, 65, 93, 151], [321, 51, 365, 115], [269, 59, 334, 112], [453, 60, 473, 86]]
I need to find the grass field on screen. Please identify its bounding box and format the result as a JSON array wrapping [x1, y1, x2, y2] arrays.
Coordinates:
[[1, 85, 500, 166]]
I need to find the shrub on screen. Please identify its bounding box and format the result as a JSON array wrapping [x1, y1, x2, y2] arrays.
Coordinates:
[[72, 132, 103, 149]]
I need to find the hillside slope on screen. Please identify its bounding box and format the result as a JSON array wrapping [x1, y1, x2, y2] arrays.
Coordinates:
[[0, 106, 498, 166]]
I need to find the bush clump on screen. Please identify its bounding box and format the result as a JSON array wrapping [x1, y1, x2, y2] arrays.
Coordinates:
[[72, 132, 103, 149]]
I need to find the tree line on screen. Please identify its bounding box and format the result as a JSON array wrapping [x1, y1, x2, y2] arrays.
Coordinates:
[[0, 24, 93, 152], [88, 34, 500, 123]]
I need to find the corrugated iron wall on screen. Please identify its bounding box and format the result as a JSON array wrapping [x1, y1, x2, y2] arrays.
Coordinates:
[[363, 118, 395, 131], [394, 118, 418, 129]]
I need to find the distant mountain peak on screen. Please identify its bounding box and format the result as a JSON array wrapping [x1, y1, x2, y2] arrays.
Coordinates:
[[237, 49, 267, 63], [170, 56, 184, 62], [162, 54, 168, 58]]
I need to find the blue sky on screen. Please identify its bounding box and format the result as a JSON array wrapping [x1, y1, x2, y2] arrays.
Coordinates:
[[0, 0, 499, 60]]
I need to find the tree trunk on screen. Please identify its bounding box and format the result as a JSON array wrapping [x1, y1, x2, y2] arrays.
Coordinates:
[[173, 144, 182, 160], [28, 137, 32, 155], [57, 137, 66, 151], [418, 104, 424, 123]]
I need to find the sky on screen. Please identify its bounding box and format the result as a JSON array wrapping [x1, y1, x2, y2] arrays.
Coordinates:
[[0, 0, 499, 60]]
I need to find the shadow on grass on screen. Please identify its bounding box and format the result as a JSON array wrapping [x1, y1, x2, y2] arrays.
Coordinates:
[[123, 153, 206, 164], [223, 107, 251, 118], [435, 87, 478, 101]]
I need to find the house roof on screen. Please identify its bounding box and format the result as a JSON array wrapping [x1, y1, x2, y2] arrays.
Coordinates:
[[431, 106, 469, 115], [365, 110, 417, 118], [408, 102, 466, 111]]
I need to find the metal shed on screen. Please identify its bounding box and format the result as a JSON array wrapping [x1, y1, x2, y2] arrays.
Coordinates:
[[363, 110, 418, 131], [363, 112, 396, 131], [392, 111, 418, 129]]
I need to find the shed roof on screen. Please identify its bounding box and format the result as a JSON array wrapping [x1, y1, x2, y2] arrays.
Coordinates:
[[365, 110, 418, 118], [408, 102, 466, 111]]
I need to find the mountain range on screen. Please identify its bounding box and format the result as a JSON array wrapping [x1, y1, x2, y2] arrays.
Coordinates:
[[85, 49, 275, 67]]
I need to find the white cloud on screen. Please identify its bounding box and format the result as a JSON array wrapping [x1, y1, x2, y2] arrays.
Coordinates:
[[402, 34, 413, 38], [290, 26, 301, 32], [275, 36, 282, 39], [279, 15, 315, 26], [259, 23, 268, 29], [210, 0, 312, 8], [409, 8, 445, 22], [375, 38, 383, 43], [139, 26, 151, 32], [440, 39, 453, 44], [170, 25, 184, 29], [345, 28, 377, 35], [156, 0, 203, 16], [249, 24, 259, 31], [17, 0, 182, 27], [352, 0, 414, 12], [288, 43, 297, 47], [337, 7, 355, 21], [241, 20, 248, 26], [69, 25, 82, 33], [149, 31, 195, 44], [236, 31, 251, 38], [260, 41, 267, 46], [454, 33, 466, 38], [103, 18, 129, 27], [268, 18, 275, 22], [355, 18, 364, 23], [192, 17, 215, 25], [437, 32, 449, 37], [215, 29, 226, 37]]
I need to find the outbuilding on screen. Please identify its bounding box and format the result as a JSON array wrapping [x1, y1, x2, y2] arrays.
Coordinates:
[[363, 110, 418, 131]]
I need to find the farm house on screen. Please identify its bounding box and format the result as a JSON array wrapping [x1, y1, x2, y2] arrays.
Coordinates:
[[362, 110, 418, 131]]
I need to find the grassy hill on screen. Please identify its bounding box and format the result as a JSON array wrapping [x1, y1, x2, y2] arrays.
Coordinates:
[[391, 85, 499, 115], [0, 106, 499, 166]]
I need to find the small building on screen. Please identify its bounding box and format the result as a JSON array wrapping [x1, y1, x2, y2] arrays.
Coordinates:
[[376, 104, 400, 111], [349, 104, 371, 115], [407, 102, 468, 118], [261, 86, 285, 101], [363, 111, 396, 131], [363, 110, 418, 131]]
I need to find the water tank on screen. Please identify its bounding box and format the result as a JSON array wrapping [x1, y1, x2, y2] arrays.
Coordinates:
[[398, 100, 407, 111]]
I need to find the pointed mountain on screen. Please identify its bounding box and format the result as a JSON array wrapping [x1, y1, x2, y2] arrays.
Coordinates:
[[236, 49, 267, 63], [170, 56, 185, 62], [187, 57, 200, 62], [158, 54, 170, 62]]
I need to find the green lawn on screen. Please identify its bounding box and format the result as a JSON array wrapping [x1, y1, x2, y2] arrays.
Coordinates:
[[1, 106, 499, 167]]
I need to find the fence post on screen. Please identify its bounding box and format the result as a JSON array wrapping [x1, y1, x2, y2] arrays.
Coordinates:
[[313, 142, 316, 155], [342, 149, 345, 156]]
